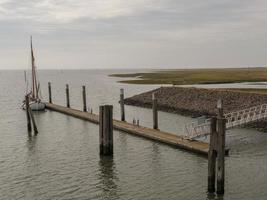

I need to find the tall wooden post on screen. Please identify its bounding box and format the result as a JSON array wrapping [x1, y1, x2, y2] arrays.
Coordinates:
[[99, 105, 113, 155], [28, 108, 38, 135], [82, 85, 87, 112], [48, 82, 52, 103], [66, 84, 70, 108], [216, 98, 226, 194], [152, 93, 158, 129], [208, 117, 217, 193], [120, 88, 125, 121], [25, 95, 32, 132]]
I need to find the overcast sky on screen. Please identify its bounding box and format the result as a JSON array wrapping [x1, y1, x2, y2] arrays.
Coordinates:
[[0, 0, 267, 69]]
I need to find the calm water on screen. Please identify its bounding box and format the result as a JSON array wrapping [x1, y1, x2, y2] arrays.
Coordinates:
[[0, 70, 267, 200]]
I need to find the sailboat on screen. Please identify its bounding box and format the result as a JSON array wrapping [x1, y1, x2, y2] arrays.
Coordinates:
[[22, 37, 46, 111]]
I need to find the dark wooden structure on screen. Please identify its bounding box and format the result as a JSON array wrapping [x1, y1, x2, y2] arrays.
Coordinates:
[[82, 85, 87, 112], [48, 82, 52, 103], [66, 84, 70, 108], [120, 88, 125, 121], [152, 93, 158, 129], [208, 99, 226, 194], [99, 105, 113, 155]]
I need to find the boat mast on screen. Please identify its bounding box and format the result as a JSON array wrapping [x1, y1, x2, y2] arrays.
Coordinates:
[[30, 36, 38, 99]]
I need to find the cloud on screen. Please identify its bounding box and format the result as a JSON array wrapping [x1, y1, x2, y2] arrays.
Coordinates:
[[0, 0, 267, 69], [0, 0, 167, 23]]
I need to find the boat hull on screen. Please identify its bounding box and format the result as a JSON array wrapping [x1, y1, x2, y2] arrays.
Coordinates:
[[29, 102, 46, 111]]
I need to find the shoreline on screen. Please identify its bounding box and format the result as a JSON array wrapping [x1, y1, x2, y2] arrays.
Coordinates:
[[110, 68, 267, 85]]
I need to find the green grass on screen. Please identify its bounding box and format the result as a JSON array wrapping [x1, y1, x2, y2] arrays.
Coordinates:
[[225, 88, 267, 94], [110, 68, 267, 85]]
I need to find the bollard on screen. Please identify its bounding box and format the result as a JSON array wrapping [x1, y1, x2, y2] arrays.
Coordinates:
[[25, 95, 32, 132], [120, 88, 125, 121], [66, 84, 70, 108], [82, 85, 87, 112], [48, 82, 52, 103], [208, 117, 217, 193], [152, 93, 158, 129], [99, 105, 113, 155]]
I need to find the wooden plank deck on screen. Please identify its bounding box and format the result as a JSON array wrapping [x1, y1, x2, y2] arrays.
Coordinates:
[[45, 103, 210, 156]]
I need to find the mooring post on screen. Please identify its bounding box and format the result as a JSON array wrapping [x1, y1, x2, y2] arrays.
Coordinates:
[[120, 88, 125, 121], [152, 93, 158, 129], [28, 108, 38, 135], [99, 105, 113, 155], [216, 98, 226, 194], [48, 82, 52, 103], [82, 85, 87, 112], [25, 95, 32, 132], [66, 84, 70, 108], [208, 117, 217, 193]]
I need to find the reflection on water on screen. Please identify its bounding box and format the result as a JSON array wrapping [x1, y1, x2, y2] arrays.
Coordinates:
[[98, 157, 118, 200], [206, 192, 224, 200], [0, 70, 267, 200]]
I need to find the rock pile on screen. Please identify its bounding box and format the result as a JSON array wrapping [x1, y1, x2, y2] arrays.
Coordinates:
[[124, 87, 267, 131]]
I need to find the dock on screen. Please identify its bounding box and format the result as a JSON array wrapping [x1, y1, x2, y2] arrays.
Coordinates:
[[45, 103, 210, 156]]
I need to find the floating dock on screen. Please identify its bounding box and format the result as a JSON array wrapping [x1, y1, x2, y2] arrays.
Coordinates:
[[45, 103, 211, 156]]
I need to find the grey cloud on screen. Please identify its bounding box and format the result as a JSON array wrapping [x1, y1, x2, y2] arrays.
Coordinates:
[[0, 0, 267, 69]]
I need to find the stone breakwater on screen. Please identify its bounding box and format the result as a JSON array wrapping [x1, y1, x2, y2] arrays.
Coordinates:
[[124, 87, 267, 131]]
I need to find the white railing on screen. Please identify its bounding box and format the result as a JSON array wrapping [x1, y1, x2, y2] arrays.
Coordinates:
[[184, 104, 267, 139]]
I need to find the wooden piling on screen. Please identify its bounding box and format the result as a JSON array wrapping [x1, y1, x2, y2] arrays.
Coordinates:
[[216, 117, 226, 194], [208, 117, 217, 193], [82, 85, 87, 112], [120, 88, 125, 121], [99, 105, 113, 155], [48, 82, 52, 103], [216, 98, 226, 194], [217, 98, 223, 118], [152, 93, 158, 129], [28, 108, 38, 135], [66, 84, 70, 108], [25, 95, 32, 132]]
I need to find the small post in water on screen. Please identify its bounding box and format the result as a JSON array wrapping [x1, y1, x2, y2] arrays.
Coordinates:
[[28, 108, 38, 135], [152, 93, 158, 129], [216, 98, 226, 194], [120, 88, 125, 121], [25, 95, 32, 132], [99, 105, 113, 155], [82, 85, 87, 112], [208, 117, 217, 193], [66, 84, 70, 108], [48, 82, 52, 103]]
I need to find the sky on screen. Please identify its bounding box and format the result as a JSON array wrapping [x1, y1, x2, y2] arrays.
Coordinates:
[[0, 0, 267, 69]]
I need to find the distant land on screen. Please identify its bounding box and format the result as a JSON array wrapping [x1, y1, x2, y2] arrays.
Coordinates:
[[110, 67, 267, 85]]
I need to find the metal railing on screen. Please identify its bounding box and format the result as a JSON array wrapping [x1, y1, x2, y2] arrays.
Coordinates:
[[184, 104, 267, 139]]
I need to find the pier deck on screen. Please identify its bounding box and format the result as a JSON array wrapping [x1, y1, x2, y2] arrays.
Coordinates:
[[45, 103, 210, 156]]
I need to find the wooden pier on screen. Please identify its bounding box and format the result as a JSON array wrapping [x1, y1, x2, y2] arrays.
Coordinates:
[[45, 102, 210, 156]]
